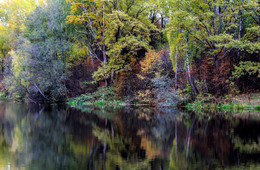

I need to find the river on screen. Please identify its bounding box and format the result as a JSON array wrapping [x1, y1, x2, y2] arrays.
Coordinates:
[[0, 101, 259, 169]]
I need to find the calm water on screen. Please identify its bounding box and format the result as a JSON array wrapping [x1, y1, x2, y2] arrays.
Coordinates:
[[0, 102, 260, 169]]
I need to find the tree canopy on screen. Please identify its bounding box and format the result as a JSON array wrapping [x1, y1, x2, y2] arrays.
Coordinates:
[[0, 0, 258, 102]]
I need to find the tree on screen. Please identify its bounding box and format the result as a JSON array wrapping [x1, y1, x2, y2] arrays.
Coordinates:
[[4, 0, 74, 101], [67, 0, 158, 84], [166, 0, 259, 94], [0, 25, 10, 74]]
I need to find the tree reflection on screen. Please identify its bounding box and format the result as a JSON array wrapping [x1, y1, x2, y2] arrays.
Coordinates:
[[0, 102, 260, 169], [0, 103, 91, 169]]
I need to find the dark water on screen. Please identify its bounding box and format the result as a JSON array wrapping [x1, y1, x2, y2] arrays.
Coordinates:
[[0, 102, 260, 169]]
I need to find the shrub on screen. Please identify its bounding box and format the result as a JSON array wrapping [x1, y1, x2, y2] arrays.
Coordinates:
[[0, 91, 8, 100], [152, 74, 181, 106]]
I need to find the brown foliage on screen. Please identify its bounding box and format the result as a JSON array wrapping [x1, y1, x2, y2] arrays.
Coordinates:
[[115, 58, 142, 97], [194, 56, 231, 95], [66, 58, 100, 97], [158, 49, 173, 73], [0, 74, 3, 92]]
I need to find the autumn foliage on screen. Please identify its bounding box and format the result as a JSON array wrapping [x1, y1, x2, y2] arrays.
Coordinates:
[[194, 57, 232, 95], [0, 0, 259, 103]]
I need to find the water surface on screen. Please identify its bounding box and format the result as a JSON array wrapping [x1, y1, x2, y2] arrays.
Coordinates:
[[0, 102, 260, 169]]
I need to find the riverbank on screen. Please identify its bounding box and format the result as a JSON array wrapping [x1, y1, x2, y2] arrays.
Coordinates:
[[68, 86, 181, 108], [0, 91, 8, 100], [2, 86, 259, 114], [187, 93, 260, 113], [68, 86, 260, 114], [231, 93, 260, 106]]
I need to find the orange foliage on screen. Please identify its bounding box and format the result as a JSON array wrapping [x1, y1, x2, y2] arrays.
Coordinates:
[[84, 57, 100, 71], [140, 50, 161, 74]]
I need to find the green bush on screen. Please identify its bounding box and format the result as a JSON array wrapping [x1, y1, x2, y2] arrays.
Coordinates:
[[0, 91, 9, 100]]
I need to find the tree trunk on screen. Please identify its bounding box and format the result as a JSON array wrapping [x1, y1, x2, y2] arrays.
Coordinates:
[[238, 4, 243, 58], [102, 4, 107, 63], [161, 13, 164, 43], [186, 40, 197, 95], [175, 47, 178, 89], [214, 0, 219, 35], [88, 34, 95, 69], [1, 59, 4, 75], [239, 9, 243, 40], [234, 15, 238, 39], [102, 4, 107, 87]]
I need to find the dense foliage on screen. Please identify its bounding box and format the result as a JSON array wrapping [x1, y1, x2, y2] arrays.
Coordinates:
[[0, 0, 259, 103]]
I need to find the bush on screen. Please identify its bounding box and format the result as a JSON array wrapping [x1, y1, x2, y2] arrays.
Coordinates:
[[0, 91, 8, 100], [152, 74, 181, 106]]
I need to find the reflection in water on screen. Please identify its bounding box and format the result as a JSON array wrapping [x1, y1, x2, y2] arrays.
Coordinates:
[[0, 102, 260, 169]]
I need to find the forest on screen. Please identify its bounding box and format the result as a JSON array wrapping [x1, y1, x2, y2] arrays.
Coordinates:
[[0, 0, 259, 106]]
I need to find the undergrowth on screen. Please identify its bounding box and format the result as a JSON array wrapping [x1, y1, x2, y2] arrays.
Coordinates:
[[68, 87, 126, 107], [187, 93, 260, 113]]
